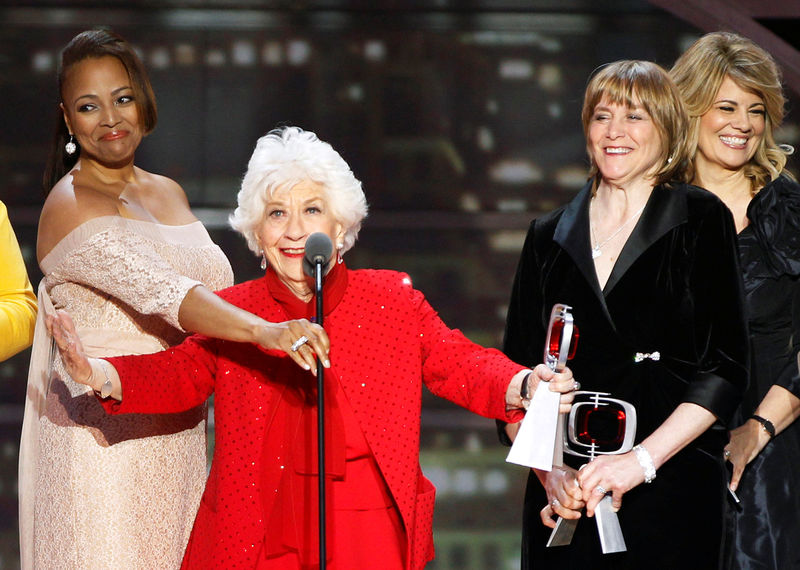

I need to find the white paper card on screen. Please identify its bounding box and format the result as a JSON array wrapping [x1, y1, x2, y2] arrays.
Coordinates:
[[505, 379, 561, 470]]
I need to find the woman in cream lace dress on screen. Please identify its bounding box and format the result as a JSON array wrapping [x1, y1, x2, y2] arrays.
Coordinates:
[[20, 29, 328, 569]]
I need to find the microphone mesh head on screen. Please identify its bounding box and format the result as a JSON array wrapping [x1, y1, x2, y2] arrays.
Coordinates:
[[303, 232, 333, 277]]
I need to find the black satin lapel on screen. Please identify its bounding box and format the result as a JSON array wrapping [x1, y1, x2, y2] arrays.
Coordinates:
[[553, 182, 612, 322], [604, 184, 688, 294]]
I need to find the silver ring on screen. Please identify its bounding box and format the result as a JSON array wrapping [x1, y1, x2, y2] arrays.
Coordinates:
[[551, 498, 560, 508], [290, 335, 309, 352], [594, 485, 607, 495]]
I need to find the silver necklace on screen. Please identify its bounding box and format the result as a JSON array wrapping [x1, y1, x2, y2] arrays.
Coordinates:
[[590, 201, 647, 259]]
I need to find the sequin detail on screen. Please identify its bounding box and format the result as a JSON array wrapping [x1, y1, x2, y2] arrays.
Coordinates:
[[103, 269, 523, 569]]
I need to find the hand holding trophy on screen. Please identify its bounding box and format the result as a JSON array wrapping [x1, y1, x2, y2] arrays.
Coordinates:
[[546, 316, 636, 553], [506, 304, 578, 470]]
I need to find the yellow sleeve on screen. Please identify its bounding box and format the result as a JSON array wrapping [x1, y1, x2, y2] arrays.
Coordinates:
[[0, 201, 37, 361]]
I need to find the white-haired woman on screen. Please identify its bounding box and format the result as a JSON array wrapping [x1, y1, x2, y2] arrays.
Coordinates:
[[47, 126, 578, 570]]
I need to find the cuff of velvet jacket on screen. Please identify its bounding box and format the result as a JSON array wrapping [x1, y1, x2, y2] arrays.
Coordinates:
[[684, 370, 744, 424]]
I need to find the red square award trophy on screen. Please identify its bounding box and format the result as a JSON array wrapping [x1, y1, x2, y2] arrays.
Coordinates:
[[507, 304, 578, 471], [529, 305, 632, 554], [506, 304, 631, 553], [506, 304, 578, 472], [546, 389, 635, 553], [542, 304, 578, 469]]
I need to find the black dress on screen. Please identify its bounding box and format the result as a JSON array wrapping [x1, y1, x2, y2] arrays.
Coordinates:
[[730, 175, 800, 570], [502, 181, 748, 569]]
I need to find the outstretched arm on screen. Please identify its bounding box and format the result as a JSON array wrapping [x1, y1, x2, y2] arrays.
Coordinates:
[[178, 285, 329, 373]]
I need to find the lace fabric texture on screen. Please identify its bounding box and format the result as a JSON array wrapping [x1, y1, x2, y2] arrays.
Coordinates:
[[19, 216, 233, 570]]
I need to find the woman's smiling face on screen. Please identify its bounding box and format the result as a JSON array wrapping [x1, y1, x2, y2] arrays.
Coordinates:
[[696, 75, 766, 174], [60, 55, 143, 168], [587, 97, 664, 188], [255, 180, 344, 299]]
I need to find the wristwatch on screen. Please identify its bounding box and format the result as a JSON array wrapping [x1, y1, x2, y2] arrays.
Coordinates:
[[750, 414, 775, 438]]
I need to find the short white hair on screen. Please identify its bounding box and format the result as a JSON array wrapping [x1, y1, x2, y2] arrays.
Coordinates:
[[229, 126, 368, 256]]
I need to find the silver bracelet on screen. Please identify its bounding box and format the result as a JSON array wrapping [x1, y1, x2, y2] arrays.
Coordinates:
[[91, 359, 113, 399], [633, 444, 656, 483]]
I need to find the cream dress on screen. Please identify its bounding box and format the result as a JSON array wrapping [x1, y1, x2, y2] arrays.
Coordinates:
[[19, 216, 233, 569]]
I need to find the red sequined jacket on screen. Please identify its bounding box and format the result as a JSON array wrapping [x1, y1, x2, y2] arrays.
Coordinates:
[[104, 268, 525, 569]]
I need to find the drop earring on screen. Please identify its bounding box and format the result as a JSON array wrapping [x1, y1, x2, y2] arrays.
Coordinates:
[[260, 252, 267, 270], [337, 242, 344, 264], [65, 135, 77, 156]]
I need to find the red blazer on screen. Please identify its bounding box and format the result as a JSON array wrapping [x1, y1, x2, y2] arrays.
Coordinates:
[[105, 269, 525, 569]]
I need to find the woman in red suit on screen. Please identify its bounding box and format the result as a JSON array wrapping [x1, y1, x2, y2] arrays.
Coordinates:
[[48, 126, 578, 570]]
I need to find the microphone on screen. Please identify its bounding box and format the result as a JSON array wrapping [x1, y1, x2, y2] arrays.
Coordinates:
[[303, 232, 334, 278], [301, 231, 334, 568]]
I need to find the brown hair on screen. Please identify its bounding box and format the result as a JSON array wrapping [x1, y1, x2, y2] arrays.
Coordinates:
[[670, 31, 790, 193], [581, 60, 690, 189], [43, 28, 158, 193]]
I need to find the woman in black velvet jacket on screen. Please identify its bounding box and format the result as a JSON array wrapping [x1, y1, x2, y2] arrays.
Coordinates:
[[502, 61, 748, 569]]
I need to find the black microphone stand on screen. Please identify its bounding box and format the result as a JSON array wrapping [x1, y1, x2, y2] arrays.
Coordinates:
[[304, 231, 332, 568], [313, 257, 327, 570]]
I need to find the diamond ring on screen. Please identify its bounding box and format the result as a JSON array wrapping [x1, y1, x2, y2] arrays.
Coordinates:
[[290, 335, 309, 352]]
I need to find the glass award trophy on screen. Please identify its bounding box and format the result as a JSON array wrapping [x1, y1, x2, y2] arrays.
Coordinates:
[[506, 304, 578, 471], [546, 337, 634, 554], [543, 304, 578, 467]]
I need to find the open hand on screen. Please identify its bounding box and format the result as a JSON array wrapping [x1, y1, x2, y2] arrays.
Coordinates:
[[46, 310, 93, 387]]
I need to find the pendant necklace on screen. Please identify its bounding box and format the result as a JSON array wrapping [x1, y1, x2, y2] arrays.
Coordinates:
[[590, 200, 647, 259]]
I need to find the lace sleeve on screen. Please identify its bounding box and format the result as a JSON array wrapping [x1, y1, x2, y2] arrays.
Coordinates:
[[47, 225, 201, 330]]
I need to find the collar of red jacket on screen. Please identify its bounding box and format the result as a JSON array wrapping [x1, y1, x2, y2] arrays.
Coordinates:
[[265, 260, 349, 321]]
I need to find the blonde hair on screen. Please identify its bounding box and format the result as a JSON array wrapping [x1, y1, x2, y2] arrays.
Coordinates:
[[581, 60, 690, 189], [229, 126, 368, 256], [670, 31, 791, 192]]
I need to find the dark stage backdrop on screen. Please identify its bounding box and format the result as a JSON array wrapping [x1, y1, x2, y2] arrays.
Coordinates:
[[1, 2, 798, 568]]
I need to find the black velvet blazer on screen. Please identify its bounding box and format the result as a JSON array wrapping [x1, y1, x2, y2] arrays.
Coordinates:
[[504, 181, 748, 457]]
